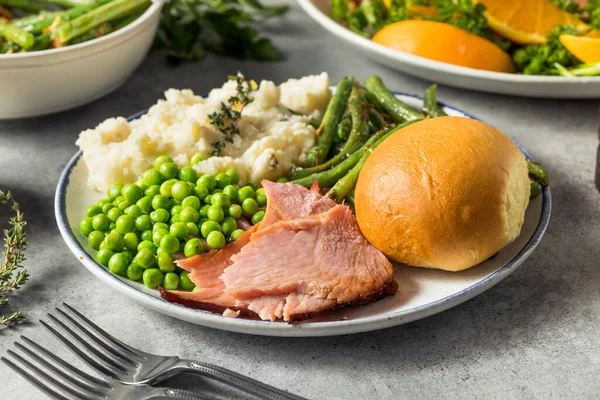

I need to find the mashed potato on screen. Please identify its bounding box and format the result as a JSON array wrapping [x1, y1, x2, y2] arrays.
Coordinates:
[[76, 73, 331, 192]]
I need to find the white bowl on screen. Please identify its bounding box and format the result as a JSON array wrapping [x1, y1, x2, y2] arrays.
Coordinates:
[[0, 1, 163, 119], [297, 0, 600, 98]]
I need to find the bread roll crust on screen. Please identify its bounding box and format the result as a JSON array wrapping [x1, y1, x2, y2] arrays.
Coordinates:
[[355, 116, 530, 271]]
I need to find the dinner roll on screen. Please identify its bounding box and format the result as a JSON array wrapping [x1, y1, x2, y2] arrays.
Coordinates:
[[355, 116, 530, 271]]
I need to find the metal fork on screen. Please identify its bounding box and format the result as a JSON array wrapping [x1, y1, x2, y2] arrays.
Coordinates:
[[2, 336, 214, 400], [42, 303, 305, 400]]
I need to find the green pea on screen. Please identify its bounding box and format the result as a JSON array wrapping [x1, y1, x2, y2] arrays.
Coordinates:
[[222, 206, 230, 217], [191, 153, 206, 165], [79, 218, 94, 236], [136, 196, 153, 214], [181, 196, 200, 210], [256, 188, 267, 207], [187, 222, 200, 237], [276, 177, 288, 183], [137, 180, 149, 192], [117, 201, 130, 211], [115, 215, 134, 235], [88, 231, 105, 250], [228, 204, 243, 219], [103, 231, 124, 251], [201, 220, 221, 239], [193, 185, 208, 200], [199, 204, 210, 218], [109, 223, 116, 231], [143, 169, 163, 187], [170, 216, 180, 225], [153, 222, 169, 232], [207, 231, 226, 250], [124, 205, 143, 219], [222, 185, 238, 200], [150, 209, 170, 223], [180, 207, 200, 223], [178, 242, 186, 253], [91, 214, 110, 232], [179, 270, 196, 290], [141, 230, 153, 242], [152, 195, 171, 210], [171, 181, 192, 201], [97, 198, 111, 207], [159, 163, 178, 180], [152, 229, 169, 245], [126, 263, 144, 281], [105, 207, 122, 223], [162, 272, 179, 290], [178, 167, 198, 183], [123, 232, 139, 251], [138, 240, 158, 253], [101, 203, 115, 214], [247, 182, 258, 191], [230, 229, 245, 242], [122, 184, 142, 204], [237, 186, 256, 203], [224, 168, 239, 184], [113, 195, 125, 205], [121, 250, 133, 264], [160, 234, 180, 254], [86, 205, 102, 218], [160, 179, 176, 197], [221, 216, 238, 236], [242, 198, 258, 215], [135, 215, 152, 232], [170, 222, 189, 240], [203, 194, 212, 205], [107, 183, 124, 201], [211, 192, 230, 208], [171, 205, 182, 216], [197, 175, 216, 191], [145, 185, 161, 198], [157, 251, 176, 272], [211, 188, 223, 194], [142, 268, 164, 288], [207, 205, 224, 222], [184, 238, 205, 257], [135, 248, 156, 269], [252, 211, 265, 225], [108, 253, 129, 275], [154, 155, 173, 169], [97, 248, 114, 266]]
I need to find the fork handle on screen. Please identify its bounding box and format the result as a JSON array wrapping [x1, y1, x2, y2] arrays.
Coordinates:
[[174, 359, 306, 400], [142, 387, 215, 400]]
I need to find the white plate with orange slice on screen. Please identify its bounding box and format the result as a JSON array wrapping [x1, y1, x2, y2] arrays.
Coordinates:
[[297, 0, 600, 98]]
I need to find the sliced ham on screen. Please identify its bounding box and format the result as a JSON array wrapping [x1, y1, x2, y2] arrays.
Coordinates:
[[222, 205, 396, 321]]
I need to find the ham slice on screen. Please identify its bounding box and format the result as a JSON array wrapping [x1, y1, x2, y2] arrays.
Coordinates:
[[222, 205, 396, 321], [161, 181, 397, 322]]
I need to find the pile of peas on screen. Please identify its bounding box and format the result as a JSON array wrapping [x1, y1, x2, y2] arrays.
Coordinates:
[[79, 154, 268, 291]]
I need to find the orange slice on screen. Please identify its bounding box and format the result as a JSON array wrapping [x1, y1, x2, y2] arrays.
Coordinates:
[[560, 33, 600, 63], [372, 20, 516, 73], [476, 0, 589, 44]]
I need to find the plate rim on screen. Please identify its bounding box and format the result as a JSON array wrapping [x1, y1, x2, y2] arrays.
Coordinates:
[[296, 0, 600, 85], [54, 92, 552, 337]]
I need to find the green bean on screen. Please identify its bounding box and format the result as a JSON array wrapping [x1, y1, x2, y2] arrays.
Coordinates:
[[10, 11, 60, 28], [0, 0, 48, 12], [422, 84, 447, 118], [368, 108, 387, 129], [530, 181, 542, 199], [365, 75, 422, 123], [29, 32, 51, 51], [327, 119, 421, 202], [286, 107, 321, 129], [0, 17, 34, 48], [335, 113, 351, 143], [44, 0, 98, 7], [527, 160, 549, 187], [24, 0, 113, 35], [345, 192, 355, 208], [54, 0, 149, 44], [304, 76, 354, 167]]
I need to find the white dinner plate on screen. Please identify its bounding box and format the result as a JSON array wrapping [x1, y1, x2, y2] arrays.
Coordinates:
[[55, 94, 551, 337], [296, 0, 600, 99]]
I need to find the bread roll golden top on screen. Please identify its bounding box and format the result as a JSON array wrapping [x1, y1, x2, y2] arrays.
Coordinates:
[[355, 116, 530, 271]]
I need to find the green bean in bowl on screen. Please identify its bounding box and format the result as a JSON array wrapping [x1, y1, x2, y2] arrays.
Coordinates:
[[0, 0, 149, 53]]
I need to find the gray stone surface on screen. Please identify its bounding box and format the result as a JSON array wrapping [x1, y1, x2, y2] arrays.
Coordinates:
[[1, 2, 599, 399]]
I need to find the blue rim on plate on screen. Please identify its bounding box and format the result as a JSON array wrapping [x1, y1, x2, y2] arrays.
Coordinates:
[[54, 92, 551, 337]]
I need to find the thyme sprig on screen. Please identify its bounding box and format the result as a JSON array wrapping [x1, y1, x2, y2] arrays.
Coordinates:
[[0, 190, 28, 326], [209, 73, 257, 156]]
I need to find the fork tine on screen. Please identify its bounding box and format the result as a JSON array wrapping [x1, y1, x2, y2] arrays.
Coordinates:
[[61, 303, 141, 358], [40, 319, 123, 380], [2, 356, 70, 400], [55, 307, 138, 366], [18, 336, 112, 393], [6, 350, 98, 400], [47, 313, 132, 372]]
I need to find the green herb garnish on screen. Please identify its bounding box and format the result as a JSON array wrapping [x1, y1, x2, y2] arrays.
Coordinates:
[[209, 73, 256, 156], [0, 190, 28, 327]]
